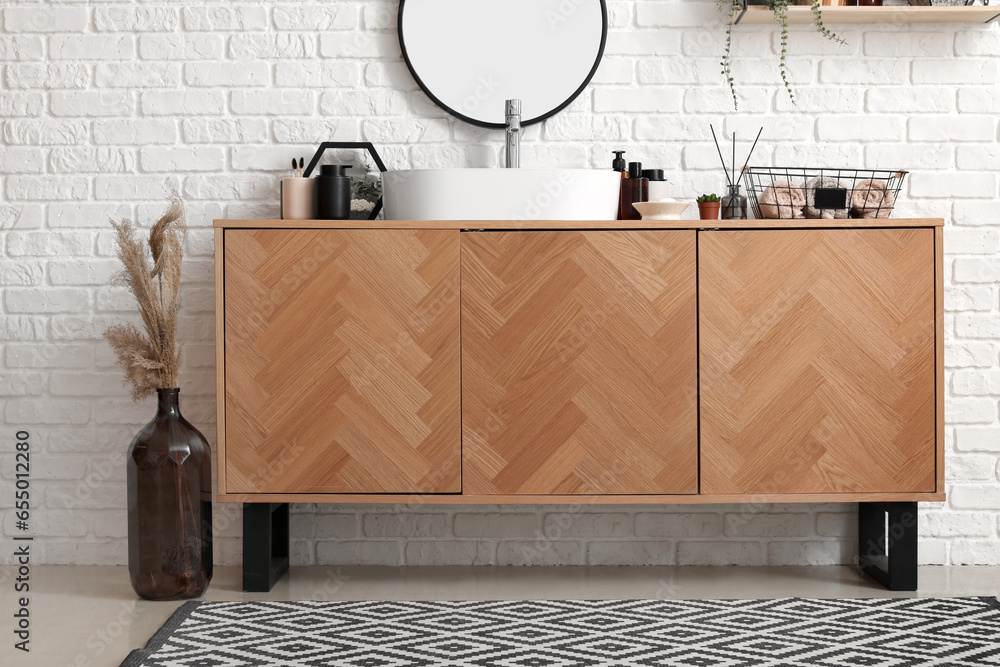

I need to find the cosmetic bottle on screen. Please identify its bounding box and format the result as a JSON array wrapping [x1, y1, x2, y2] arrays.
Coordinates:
[[612, 151, 627, 220], [642, 169, 670, 202], [612, 151, 626, 176], [618, 162, 648, 220], [316, 164, 352, 220]]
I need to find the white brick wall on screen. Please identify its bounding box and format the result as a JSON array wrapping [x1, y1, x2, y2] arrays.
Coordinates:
[[0, 1, 998, 567]]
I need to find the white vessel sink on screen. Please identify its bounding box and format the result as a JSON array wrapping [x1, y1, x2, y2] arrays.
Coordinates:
[[382, 168, 620, 221]]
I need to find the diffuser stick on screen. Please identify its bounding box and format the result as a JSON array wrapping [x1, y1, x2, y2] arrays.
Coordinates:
[[710, 124, 732, 187], [732, 133, 736, 186], [737, 127, 764, 184]]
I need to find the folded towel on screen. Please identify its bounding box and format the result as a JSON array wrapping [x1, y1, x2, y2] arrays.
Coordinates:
[[804, 176, 848, 219], [759, 180, 805, 219], [850, 179, 895, 219]]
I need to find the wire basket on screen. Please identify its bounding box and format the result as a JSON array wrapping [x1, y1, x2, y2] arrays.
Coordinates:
[[741, 167, 907, 220]]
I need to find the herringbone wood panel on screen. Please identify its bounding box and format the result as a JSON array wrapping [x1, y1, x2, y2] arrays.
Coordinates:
[[699, 229, 936, 495], [224, 229, 461, 494], [462, 231, 698, 495]]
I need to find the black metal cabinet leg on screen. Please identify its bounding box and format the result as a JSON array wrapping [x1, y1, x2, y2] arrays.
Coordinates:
[[243, 503, 290, 592], [859, 502, 918, 591]]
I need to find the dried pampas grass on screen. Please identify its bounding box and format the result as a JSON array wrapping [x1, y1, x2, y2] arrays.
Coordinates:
[[104, 194, 186, 401]]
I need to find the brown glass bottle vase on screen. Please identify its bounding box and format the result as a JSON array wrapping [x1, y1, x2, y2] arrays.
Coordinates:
[[127, 388, 213, 600]]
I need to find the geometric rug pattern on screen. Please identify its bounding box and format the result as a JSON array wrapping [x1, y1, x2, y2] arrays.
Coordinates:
[[122, 597, 1000, 667]]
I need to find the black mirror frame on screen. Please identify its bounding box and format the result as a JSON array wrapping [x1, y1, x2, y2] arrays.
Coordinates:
[[397, 0, 608, 130]]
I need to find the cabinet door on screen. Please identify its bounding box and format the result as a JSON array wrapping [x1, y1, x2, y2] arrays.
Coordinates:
[[699, 229, 936, 495], [224, 229, 461, 494], [462, 231, 698, 495]]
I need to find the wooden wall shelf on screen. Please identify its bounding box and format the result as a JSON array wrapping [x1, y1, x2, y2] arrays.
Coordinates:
[[735, 5, 1000, 25]]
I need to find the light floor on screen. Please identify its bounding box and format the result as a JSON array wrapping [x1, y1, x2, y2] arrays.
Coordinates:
[[3, 565, 999, 667]]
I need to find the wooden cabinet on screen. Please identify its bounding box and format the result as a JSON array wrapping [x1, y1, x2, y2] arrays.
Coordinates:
[[216, 219, 943, 504], [461, 231, 698, 494], [698, 229, 937, 495], [221, 228, 461, 494]]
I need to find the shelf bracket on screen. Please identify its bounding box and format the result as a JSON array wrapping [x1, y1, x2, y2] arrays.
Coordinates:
[[858, 502, 918, 591], [734, 0, 749, 25]]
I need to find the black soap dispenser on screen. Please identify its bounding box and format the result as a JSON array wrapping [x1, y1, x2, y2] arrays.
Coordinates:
[[612, 151, 627, 221], [316, 164, 352, 220], [612, 150, 626, 175]]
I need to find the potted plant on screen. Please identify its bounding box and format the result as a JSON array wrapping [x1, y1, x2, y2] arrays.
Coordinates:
[[698, 193, 722, 220], [719, 0, 845, 109], [104, 194, 213, 601]]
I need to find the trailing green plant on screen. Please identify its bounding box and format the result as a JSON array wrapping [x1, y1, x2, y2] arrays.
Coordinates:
[[806, 0, 842, 45], [718, 0, 845, 109], [774, 0, 794, 104], [720, 0, 741, 110], [697, 193, 721, 203]]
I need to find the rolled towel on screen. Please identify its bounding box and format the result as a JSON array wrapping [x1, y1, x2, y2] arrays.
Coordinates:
[[758, 180, 806, 219], [850, 179, 895, 219], [804, 176, 848, 219]]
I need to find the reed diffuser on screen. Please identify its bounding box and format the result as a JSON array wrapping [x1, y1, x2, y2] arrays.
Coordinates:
[[710, 125, 762, 221]]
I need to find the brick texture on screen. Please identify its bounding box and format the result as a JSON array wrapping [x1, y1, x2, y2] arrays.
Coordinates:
[[0, 1, 998, 567]]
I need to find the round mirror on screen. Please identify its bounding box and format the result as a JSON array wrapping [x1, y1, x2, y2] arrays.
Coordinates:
[[398, 0, 607, 128]]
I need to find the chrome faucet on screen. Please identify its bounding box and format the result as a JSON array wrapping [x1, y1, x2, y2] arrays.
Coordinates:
[[505, 99, 520, 168]]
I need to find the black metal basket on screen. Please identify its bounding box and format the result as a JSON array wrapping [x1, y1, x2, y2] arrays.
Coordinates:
[[740, 167, 907, 220]]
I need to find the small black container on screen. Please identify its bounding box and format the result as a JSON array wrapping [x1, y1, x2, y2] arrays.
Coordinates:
[[316, 164, 351, 220]]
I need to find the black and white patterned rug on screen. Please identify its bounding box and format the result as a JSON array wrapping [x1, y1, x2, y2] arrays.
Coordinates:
[[122, 597, 1000, 666]]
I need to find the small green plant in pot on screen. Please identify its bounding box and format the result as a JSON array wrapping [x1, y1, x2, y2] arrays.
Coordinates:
[[697, 193, 722, 220], [718, 0, 845, 109]]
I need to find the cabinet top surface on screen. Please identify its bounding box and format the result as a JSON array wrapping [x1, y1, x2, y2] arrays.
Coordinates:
[[214, 218, 945, 230]]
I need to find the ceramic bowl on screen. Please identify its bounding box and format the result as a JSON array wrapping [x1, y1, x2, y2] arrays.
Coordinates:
[[633, 200, 690, 220]]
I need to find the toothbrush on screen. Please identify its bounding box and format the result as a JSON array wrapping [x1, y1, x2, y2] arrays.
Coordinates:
[[292, 158, 298, 178]]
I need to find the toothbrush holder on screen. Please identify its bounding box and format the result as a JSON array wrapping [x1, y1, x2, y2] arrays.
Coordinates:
[[281, 177, 317, 220]]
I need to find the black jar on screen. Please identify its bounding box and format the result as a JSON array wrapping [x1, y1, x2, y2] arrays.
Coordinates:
[[316, 164, 351, 220]]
